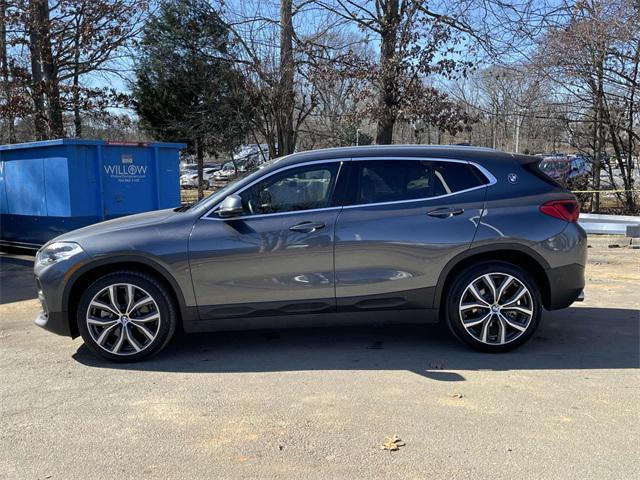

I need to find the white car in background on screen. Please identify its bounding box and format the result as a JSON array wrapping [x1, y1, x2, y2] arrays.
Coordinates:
[[213, 163, 237, 181], [180, 166, 220, 189]]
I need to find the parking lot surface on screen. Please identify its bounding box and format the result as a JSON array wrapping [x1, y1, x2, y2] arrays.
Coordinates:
[[1, 236, 639, 479]]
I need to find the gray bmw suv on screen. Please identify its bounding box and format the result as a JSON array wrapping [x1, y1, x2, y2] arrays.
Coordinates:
[[34, 146, 586, 361]]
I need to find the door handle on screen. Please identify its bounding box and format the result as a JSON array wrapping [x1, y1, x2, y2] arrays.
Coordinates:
[[427, 207, 464, 219], [289, 221, 326, 233]]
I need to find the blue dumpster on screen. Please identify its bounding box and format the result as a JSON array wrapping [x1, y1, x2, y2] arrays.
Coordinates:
[[0, 139, 186, 249]]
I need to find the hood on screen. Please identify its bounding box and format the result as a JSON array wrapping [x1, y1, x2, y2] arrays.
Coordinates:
[[52, 208, 179, 245]]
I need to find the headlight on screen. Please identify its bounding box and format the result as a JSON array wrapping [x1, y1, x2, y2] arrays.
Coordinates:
[[35, 242, 84, 267]]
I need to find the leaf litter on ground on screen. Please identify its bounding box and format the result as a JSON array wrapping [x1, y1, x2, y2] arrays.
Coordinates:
[[381, 435, 406, 451]]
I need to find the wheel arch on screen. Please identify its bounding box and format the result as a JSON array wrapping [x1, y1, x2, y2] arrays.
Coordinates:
[[435, 244, 552, 313], [63, 255, 191, 338]]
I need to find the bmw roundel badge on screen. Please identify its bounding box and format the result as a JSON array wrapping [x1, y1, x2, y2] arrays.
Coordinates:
[[507, 173, 519, 184]]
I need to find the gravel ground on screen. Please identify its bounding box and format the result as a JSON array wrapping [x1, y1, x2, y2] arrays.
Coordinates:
[[0, 236, 638, 480]]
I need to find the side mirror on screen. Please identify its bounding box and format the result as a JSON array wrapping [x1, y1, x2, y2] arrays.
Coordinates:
[[217, 194, 244, 218]]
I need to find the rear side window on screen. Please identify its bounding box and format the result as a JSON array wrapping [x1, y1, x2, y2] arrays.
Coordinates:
[[357, 161, 432, 204], [348, 160, 487, 205]]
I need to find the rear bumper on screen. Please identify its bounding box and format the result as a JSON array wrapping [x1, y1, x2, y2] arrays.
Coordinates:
[[545, 263, 585, 310]]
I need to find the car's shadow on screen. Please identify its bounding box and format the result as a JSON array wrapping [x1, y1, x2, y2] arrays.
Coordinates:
[[0, 254, 36, 304], [73, 306, 640, 381]]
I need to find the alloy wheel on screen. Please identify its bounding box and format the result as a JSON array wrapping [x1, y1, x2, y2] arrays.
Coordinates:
[[458, 273, 534, 345], [86, 283, 161, 356]]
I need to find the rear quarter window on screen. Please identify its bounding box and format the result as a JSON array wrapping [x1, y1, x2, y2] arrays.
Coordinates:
[[432, 161, 489, 196]]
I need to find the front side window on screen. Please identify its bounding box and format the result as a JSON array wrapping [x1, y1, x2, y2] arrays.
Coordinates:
[[238, 163, 340, 215], [350, 160, 487, 205]]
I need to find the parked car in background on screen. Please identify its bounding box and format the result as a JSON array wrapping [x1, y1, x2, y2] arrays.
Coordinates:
[[34, 145, 586, 361], [567, 154, 591, 179], [538, 155, 572, 183], [179, 163, 198, 188], [180, 164, 222, 189], [212, 163, 237, 181], [235, 144, 270, 164], [179, 163, 198, 175]]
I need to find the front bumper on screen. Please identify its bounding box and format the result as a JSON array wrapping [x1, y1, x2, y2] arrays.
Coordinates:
[[33, 248, 88, 338], [34, 276, 74, 337], [34, 307, 72, 337], [545, 263, 585, 310]]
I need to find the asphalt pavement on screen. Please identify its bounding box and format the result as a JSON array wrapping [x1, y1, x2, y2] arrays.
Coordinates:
[[1, 238, 638, 479]]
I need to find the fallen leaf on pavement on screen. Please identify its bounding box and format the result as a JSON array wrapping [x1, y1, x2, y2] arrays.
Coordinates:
[[381, 435, 406, 451]]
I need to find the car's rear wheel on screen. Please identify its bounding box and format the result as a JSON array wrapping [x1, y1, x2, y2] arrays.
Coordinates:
[[77, 271, 177, 361], [446, 261, 542, 352]]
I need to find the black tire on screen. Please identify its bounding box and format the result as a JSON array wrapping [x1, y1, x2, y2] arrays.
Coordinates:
[[446, 261, 542, 353], [77, 271, 177, 362]]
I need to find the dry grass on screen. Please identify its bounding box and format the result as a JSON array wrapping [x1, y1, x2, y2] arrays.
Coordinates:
[[180, 188, 218, 205]]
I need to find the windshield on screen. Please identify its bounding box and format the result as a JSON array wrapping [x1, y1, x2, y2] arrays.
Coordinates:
[[184, 159, 278, 212]]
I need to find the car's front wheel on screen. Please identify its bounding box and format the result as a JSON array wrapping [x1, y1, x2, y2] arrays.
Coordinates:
[[447, 261, 542, 352], [77, 271, 177, 361]]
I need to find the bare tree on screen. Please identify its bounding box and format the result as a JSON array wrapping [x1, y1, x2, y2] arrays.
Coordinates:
[[539, 0, 639, 212], [222, 0, 352, 157], [51, 0, 146, 137], [5, 0, 145, 139], [313, 0, 480, 144]]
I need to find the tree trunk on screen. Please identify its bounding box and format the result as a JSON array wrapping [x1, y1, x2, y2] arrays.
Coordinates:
[[375, 0, 399, 145], [27, 2, 47, 140], [591, 57, 605, 213], [72, 23, 82, 137], [33, 0, 64, 138], [601, 96, 633, 212], [277, 0, 295, 156], [196, 139, 204, 201], [0, 0, 15, 143], [376, 112, 395, 145]]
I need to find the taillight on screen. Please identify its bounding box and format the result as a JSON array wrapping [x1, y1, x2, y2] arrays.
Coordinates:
[[539, 200, 580, 222]]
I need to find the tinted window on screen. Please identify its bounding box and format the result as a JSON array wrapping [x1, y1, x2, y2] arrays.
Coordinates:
[[354, 161, 432, 204], [350, 160, 486, 205], [432, 161, 488, 196], [239, 163, 340, 215]]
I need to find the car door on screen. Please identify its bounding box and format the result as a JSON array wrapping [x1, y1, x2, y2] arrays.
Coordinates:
[[189, 160, 346, 320], [334, 158, 490, 311]]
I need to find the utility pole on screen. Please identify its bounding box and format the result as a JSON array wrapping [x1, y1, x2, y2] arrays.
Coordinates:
[[514, 108, 524, 153]]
